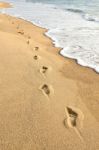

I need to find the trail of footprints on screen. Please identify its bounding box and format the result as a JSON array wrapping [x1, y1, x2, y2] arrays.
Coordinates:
[[12, 20, 84, 141], [25, 25, 84, 140], [12, 20, 52, 98]]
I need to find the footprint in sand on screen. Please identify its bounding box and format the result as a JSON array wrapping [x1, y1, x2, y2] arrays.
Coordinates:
[[28, 36, 31, 39], [17, 30, 24, 35], [64, 106, 84, 128], [34, 46, 39, 51], [16, 24, 20, 29], [40, 84, 54, 98], [12, 21, 14, 24], [41, 84, 50, 96], [33, 55, 39, 60], [27, 40, 30, 45], [65, 107, 78, 128], [40, 66, 48, 76], [64, 106, 84, 141], [16, 26, 19, 29]]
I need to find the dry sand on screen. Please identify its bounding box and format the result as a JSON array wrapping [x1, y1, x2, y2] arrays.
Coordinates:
[[0, 2, 99, 150]]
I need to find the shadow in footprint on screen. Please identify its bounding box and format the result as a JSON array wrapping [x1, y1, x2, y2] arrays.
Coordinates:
[[34, 47, 39, 51], [40, 84, 51, 98], [40, 84, 54, 99], [33, 55, 38, 60], [17, 26, 19, 29], [17, 30, 24, 35], [40, 66, 48, 75], [41, 84, 50, 96], [12, 21, 14, 24], [28, 36, 31, 39], [66, 107, 78, 127]]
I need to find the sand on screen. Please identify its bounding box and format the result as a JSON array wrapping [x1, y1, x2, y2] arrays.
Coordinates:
[[0, 3, 99, 150], [0, 2, 11, 8]]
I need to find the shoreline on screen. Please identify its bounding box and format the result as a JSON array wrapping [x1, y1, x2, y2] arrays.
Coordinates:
[[0, 1, 99, 74], [0, 2, 11, 8], [0, 4, 99, 150], [20, 15, 99, 74]]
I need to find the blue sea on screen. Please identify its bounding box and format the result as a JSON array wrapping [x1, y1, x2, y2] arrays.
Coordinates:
[[1, 0, 99, 72]]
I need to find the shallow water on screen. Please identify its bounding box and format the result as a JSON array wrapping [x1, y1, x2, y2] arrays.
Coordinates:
[[1, 0, 99, 72]]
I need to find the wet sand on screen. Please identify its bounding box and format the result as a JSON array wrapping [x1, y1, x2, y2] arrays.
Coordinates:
[[0, 2, 11, 8]]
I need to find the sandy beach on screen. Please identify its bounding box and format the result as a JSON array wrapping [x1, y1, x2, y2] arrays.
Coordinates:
[[0, 2, 11, 8], [0, 2, 99, 150]]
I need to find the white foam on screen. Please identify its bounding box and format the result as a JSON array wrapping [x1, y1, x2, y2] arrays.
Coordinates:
[[1, 0, 99, 72]]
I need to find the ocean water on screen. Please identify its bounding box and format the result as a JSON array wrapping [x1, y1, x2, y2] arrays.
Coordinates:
[[1, 0, 99, 72]]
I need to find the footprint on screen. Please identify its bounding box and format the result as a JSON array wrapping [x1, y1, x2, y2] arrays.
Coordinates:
[[40, 84, 54, 98], [65, 107, 78, 128], [33, 55, 38, 60], [16, 26, 19, 29], [41, 84, 50, 96], [34, 47, 39, 51], [64, 106, 84, 141], [12, 21, 14, 24], [28, 36, 31, 39], [27, 40, 30, 45], [40, 66, 48, 75], [17, 30, 24, 35]]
